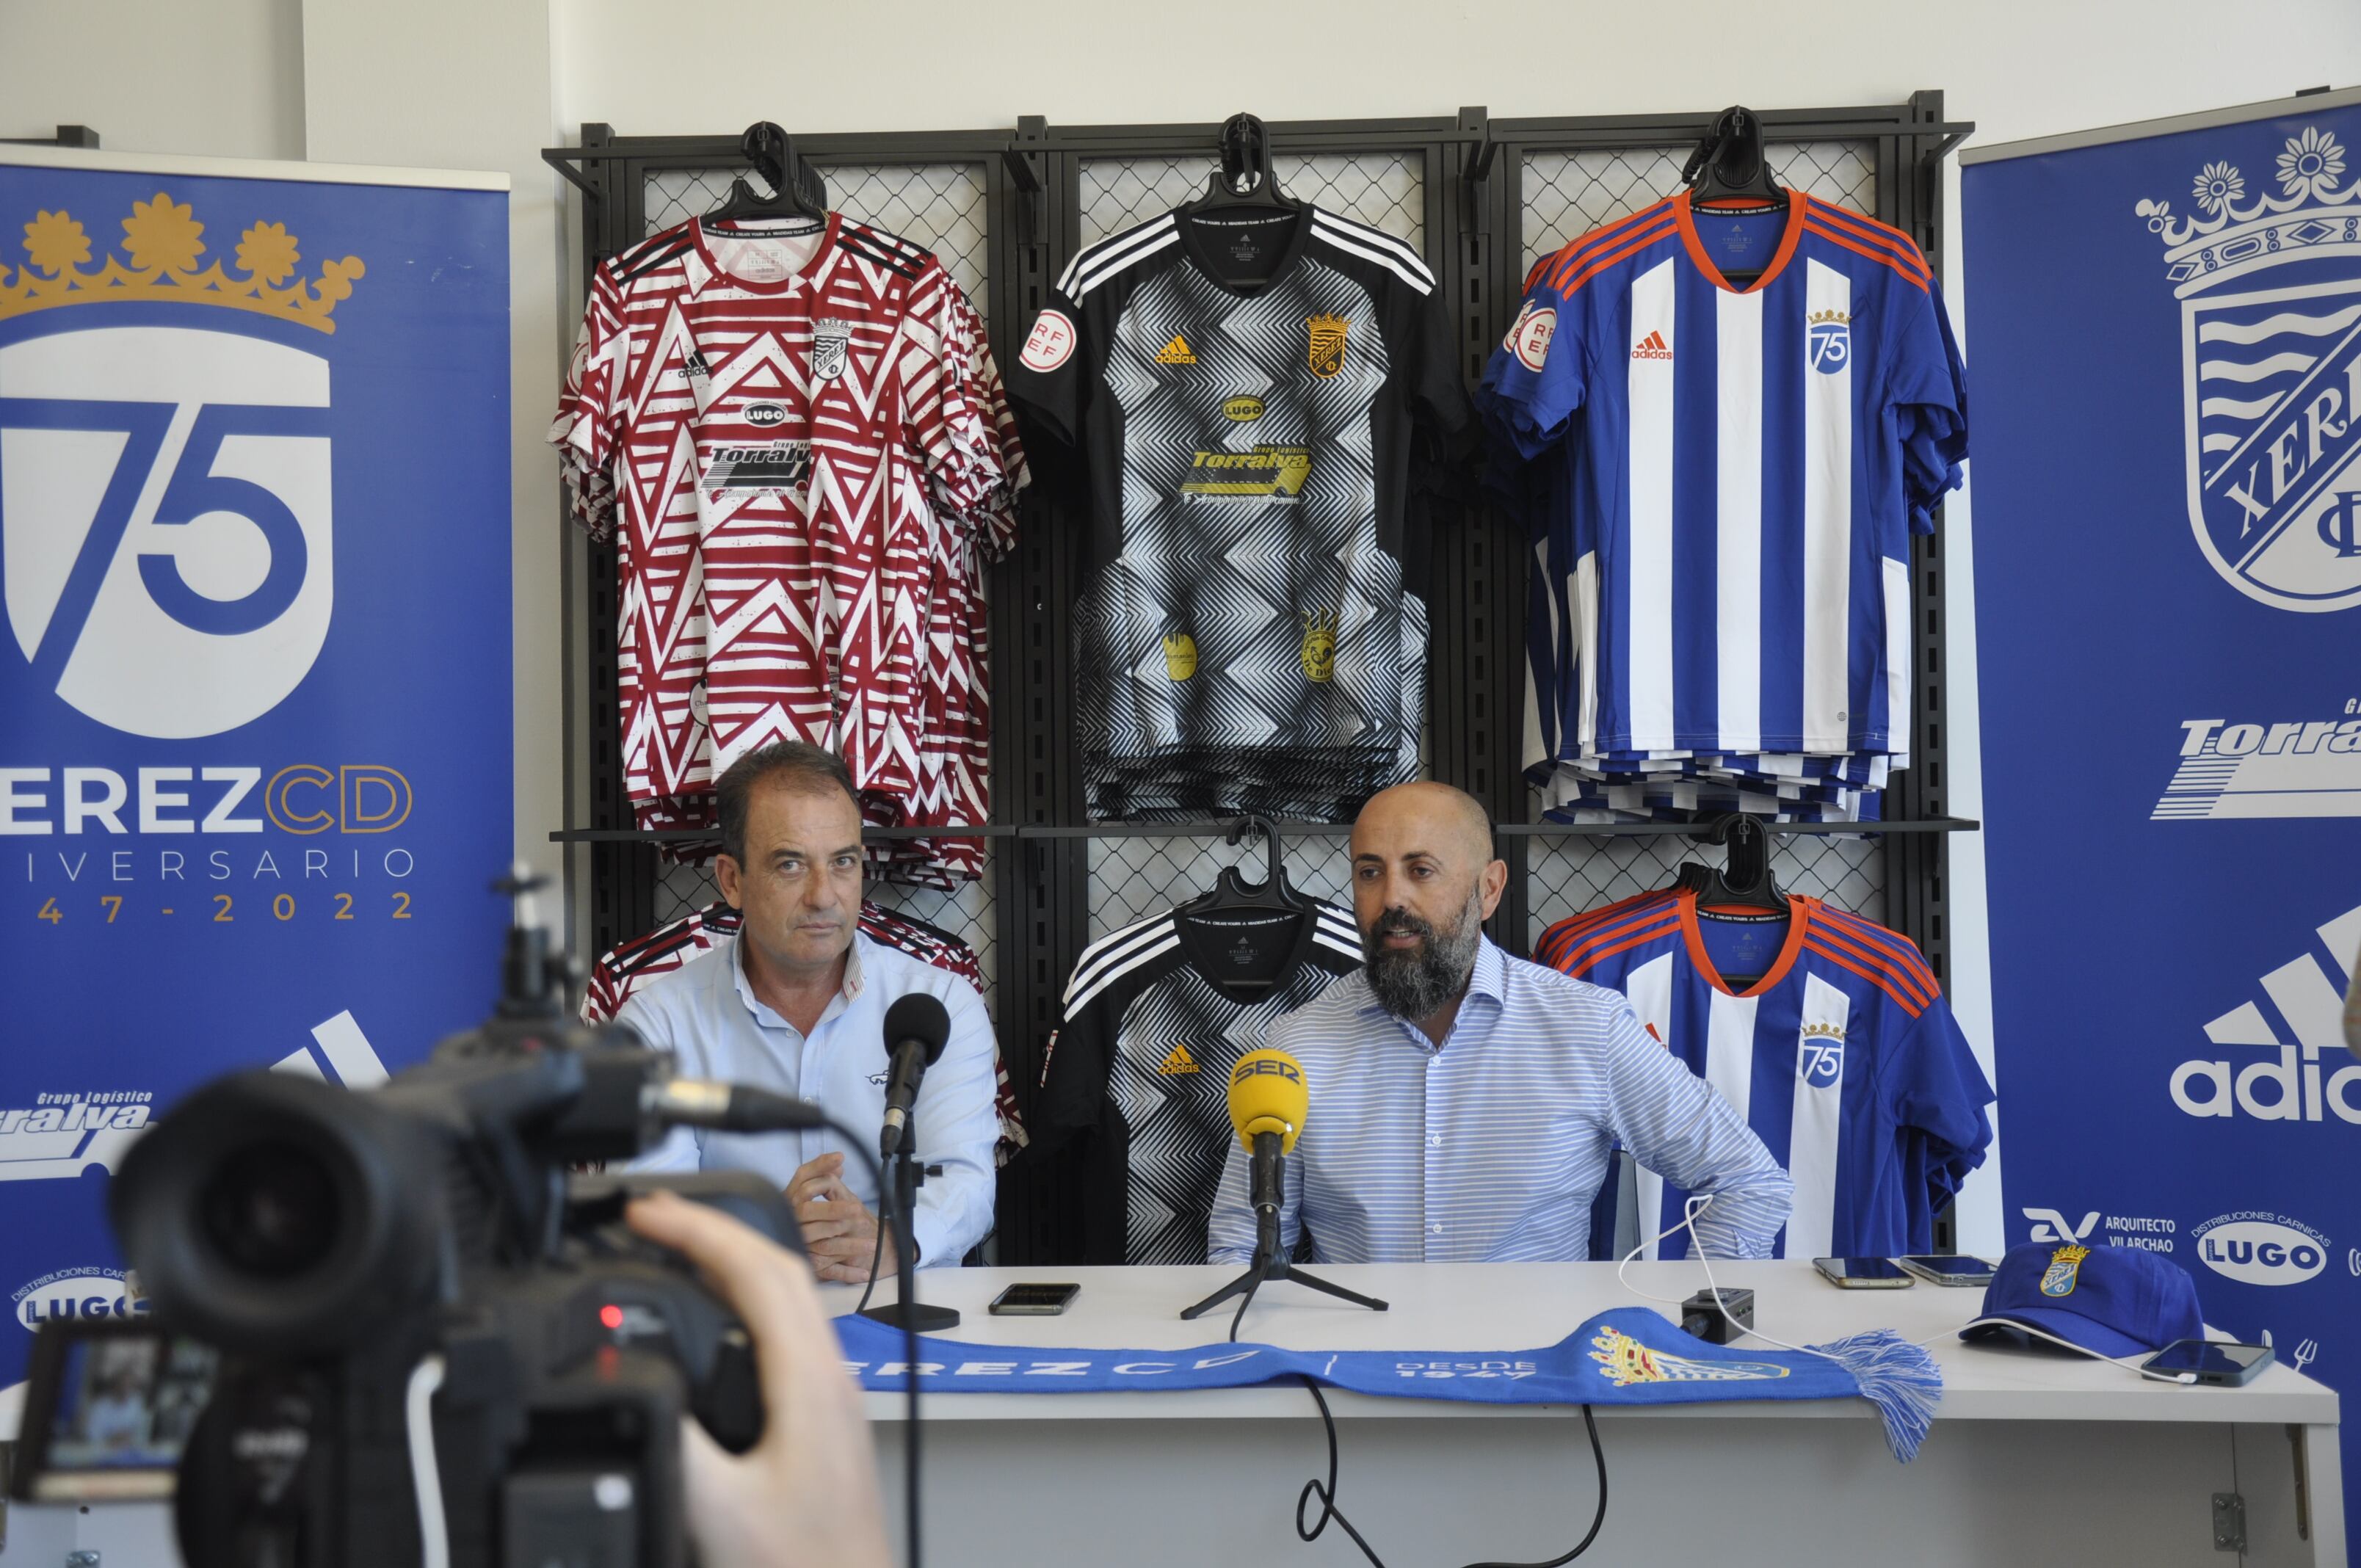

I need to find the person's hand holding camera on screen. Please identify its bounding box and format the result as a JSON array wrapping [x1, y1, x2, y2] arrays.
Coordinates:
[[626, 1189, 891, 1568]]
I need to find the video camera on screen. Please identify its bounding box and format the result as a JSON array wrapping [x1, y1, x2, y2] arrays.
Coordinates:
[[9, 868, 822, 1568]]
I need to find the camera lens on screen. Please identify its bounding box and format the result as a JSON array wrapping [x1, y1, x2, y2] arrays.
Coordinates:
[[199, 1141, 340, 1280]]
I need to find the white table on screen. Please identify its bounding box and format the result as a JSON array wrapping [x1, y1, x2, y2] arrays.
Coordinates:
[[839, 1261, 2344, 1568], [1, 1262, 2339, 1567]]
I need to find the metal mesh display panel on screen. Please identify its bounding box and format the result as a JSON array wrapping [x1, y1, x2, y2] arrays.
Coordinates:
[[629, 161, 1001, 1012], [1526, 833, 1885, 948], [642, 163, 991, 302], [1520, 141, 1876, 269], [1072, 150, 1429, 948], [1078, 152, 1426, 250]]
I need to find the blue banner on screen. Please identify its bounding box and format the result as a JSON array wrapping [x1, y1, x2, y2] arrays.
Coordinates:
[[1965, 94, 2361, 1533], [0, 155, 512, 1385], [835, 1307, 1942, 1460]]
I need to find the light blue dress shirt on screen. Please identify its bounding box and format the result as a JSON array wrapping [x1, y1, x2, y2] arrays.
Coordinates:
[[620, 932, 997, 1267], [1207, 937, 1791, 1264]]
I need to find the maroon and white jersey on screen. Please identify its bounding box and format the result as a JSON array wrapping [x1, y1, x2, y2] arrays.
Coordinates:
[[551, 214, 1023, 836], [581, 899, 1028, 1164]]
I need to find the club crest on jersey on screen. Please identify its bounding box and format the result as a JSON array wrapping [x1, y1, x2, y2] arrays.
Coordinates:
[[1299, 609, 1338, 683], [810, 317, 851, 381], [2040, 1244, 2091, 1298], [1161, 631, 1198, 680], [2136, 123, 2361, 611], [1798, 1021, 1845, 1085], [1020, 308, 1076, 372], [1806, 308, 1851, 374], [1507, 302, 1556, 371], [0, 190, 359, 738], [1306, 313, 1349, 378]]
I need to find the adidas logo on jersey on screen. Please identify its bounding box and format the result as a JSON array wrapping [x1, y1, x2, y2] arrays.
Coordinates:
[[1154, 334, 1197, 365], [1157, 1043, 1200, 1075], [2169, 899, 2361, 1123], [1631, 330, 1673, 360]]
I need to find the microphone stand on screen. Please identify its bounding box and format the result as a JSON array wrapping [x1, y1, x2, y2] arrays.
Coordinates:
[[859, 1117, 960, 1332], [1180, 1162, 1388, 1328]]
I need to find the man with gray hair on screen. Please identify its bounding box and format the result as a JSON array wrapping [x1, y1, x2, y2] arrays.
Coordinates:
[[1208, 780, 1789, 1263]]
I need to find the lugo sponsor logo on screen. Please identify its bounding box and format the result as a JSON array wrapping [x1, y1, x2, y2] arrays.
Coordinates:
[[2171, 901, 2361, 1121], [2191, 1213, 2330, 1285], [13, 1266, 146, 1331]]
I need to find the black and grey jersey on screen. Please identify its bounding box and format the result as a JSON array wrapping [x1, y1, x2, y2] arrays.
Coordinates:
[[1008, 206, 1474, 820], [1034, 899, 1364, 1265]]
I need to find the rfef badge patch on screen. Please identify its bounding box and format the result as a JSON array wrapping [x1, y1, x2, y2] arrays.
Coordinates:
[[1509, 303, 1556, 371], [1020, 308, 1075, 372]]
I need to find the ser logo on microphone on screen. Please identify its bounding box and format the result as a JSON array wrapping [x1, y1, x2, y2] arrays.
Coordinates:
[[1232, 1057, 1302, 1086]]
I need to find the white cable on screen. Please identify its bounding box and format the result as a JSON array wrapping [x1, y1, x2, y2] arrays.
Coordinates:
[[406, 1353, 451, 1568], [1917, 1318, 2198, 1384]]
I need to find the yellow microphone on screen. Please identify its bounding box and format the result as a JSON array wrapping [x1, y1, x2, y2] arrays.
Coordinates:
[[1227, 1048, 1308, 1153]]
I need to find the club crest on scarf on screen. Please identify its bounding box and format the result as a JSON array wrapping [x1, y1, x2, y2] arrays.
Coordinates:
[[1586, 1324, 1791, 1385]]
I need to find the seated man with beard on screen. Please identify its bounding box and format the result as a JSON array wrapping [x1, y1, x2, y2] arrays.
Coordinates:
[[1207, 782, 1789, 1264]]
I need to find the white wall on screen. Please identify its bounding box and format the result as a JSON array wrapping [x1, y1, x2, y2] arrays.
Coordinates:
[[0, 0, 307, 159]]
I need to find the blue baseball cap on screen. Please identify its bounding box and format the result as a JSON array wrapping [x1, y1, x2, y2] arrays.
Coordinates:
[[1960, 1242, 2204, 1360]]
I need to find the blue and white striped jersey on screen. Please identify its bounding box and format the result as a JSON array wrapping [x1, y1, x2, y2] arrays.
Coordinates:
[[1480, 191, 1968, 766], [1539, 889, 1994, 1260]]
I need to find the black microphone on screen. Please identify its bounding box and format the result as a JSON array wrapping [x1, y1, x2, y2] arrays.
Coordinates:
[[879, 992, 951, 1158]]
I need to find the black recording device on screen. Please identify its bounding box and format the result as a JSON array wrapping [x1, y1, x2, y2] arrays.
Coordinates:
[[1680, 1288, 1756, 1345], [7, 868, 833, 1568]]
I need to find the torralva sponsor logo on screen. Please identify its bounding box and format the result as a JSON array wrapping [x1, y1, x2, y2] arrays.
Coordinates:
[[2191, 1213, 2330, 1285], [13, 1266, 147, 1331]]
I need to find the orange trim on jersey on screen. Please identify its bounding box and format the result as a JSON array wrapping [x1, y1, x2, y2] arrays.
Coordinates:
[[1802, 934, 1929, 1017], [1805, 924, 1937, 1015], [1678, 890, 1811, 998], [1543, 198, 1677, 291], [1547, 903, 1683, 973], [1799, 218, 1932, 293], [1817, 907, 1943, 997], [1673, 189, 1806, 297], [1802, 198, 1932, 283], [1809, 914, 1940, 1006], [1562, 916, 1686, 979], [1549, 214, 1681, 298], [1539, 891, 1675, 949]]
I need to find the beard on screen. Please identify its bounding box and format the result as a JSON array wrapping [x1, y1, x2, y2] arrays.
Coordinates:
[[1361, 885, 1486, 1021]]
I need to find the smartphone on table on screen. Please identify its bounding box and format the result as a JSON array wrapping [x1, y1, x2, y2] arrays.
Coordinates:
[[1813, 1257, 1915, 1289], [989, 1282, 1081, 1316], [1895, 1255, 1998, 1287], [2140, 1340, 2274, 1387]]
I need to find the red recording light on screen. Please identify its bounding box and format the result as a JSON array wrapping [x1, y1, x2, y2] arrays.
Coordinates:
[[599, 1303, 625, 1330]]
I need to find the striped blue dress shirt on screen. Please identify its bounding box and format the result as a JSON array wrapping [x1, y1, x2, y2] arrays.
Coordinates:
[[1207, 937, 1791, 1265]]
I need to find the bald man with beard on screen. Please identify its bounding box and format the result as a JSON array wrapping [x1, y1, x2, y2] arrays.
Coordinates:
[[1207, 782, 1790, 1265]]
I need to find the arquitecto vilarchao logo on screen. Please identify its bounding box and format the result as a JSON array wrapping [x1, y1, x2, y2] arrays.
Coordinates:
[[0, 191, 363, 737], [2136, 124, 2361, 613]]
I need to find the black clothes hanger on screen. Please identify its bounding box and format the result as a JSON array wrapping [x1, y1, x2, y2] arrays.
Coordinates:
[[1681, 106, 1785, 288], [1174, 818, 1320, 995], [1683, 106, 1784, 208], [1181, 113, 1302, 219], [1180, 816, 1316, 916], [704, 121, 829, 227], [1675, 814, 1789, 915]]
